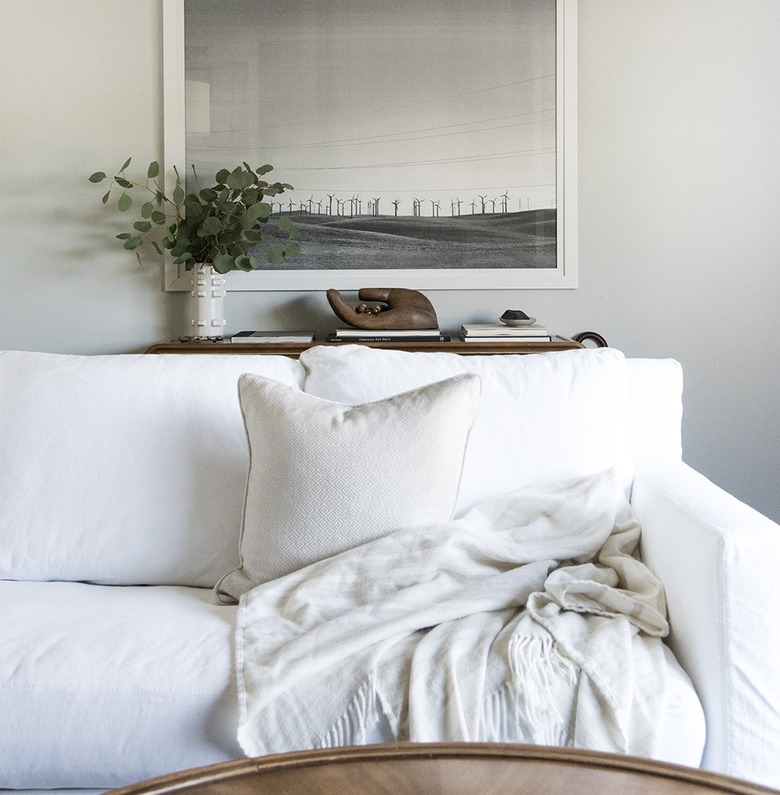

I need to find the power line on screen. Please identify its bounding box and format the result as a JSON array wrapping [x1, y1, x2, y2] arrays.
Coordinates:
[[201, 74, 556, 135], [195, 112, 555, 153], [270, 147, 556, 171]]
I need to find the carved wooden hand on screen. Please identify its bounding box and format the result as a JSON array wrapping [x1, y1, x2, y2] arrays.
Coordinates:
[[326, 288, 439, 330]]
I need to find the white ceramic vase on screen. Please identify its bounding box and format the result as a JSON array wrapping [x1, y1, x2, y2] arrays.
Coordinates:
[[190, 263, 226, 339]]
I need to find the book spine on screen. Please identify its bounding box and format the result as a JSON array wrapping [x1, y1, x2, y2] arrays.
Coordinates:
[[459, 336, 553, 342], [461, 330, 549, 337], [325, 335, 452, 343], [231, 339, 313, 344]]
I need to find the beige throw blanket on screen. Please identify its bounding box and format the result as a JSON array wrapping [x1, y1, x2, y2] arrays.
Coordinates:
[[236, 469, 670, 757]]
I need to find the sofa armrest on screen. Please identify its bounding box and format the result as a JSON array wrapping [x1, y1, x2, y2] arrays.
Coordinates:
[[631, 455, 780, 789]]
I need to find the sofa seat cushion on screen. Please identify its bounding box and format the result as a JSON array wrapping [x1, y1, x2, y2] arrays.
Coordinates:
[[0, 580, 705, 790], [0, 351, 304, 586], [300, 346, 633, 516], [0, 581, 240, 789]]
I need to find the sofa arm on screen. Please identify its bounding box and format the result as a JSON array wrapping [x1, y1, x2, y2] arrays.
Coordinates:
[[631, 455, 780, 789]]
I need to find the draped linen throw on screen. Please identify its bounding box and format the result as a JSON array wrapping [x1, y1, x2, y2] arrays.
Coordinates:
[[236, 469, 670, 757]]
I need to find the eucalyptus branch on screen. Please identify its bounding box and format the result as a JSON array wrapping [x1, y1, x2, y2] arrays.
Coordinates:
[[89, 158, 300, 271]]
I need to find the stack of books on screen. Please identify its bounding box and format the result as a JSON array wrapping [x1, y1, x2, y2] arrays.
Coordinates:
[[230, 330, 315, 343], [460, 323, 552, 343], [325, 328, 451, 343]]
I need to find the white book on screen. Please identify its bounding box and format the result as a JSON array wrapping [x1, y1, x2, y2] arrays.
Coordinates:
[[334, 327, 444, 338], [231, 330, 315, 343], [460, 335, 553, 343], [461, 323, 549, 337]]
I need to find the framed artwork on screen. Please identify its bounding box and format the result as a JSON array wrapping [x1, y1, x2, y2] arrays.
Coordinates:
[[162, 0, 577, 291]]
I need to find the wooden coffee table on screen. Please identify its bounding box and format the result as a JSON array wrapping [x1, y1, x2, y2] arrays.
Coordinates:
[[108, 744, 779, 795]]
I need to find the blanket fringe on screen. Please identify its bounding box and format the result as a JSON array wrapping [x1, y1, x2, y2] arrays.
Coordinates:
[[317, 677, 382, 748], [317, 637, 582, 748], [480, 633, 579, 746]]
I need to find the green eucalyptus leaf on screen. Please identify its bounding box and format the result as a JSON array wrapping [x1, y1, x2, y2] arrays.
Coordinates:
[[199, 188, 218, 202], [116, 232, 132, 240], [215, 168, 230, 185], [141, 202, 153, 219], [227, 167, 253, 191], [239, 202, 271, 229], [151, 241, 163, 256], [183, 203, 202, 220], [285, 242, 301, 258], [133, 221, 152, 233], [123, 236, 143, 250], [118, 193, 132, 211], [172, 184, 185, 205], [265, 247, 285, 264], [147, 161, 160, 178], [257, 164, 273, 176], [88, 171, 107, 183], [120, 157, 132, 172], [151, 210, 167, 224], [115, 177, 133, 189], [213, 253, 235, 274], [101, 190, 111, 205], [198, 216, 222, 237], [276, 216, 300, 240], [235, 254, 254, 271]]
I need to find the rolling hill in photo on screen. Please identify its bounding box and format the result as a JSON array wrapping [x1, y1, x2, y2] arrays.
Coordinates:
[[260, 209, 556, 271]]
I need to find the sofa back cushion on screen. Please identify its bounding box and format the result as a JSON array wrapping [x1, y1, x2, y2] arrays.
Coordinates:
[[0, 351, 304, 586], [300, 345, 635, 516], [626, 358, 683, 459]]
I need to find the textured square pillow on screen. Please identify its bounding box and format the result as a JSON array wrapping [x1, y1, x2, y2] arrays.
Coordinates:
[[215, 372, 481, 602]]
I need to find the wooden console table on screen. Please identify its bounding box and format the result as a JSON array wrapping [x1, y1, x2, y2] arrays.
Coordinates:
[[108, 743, 778, 795], [145, 337, 583, 357]]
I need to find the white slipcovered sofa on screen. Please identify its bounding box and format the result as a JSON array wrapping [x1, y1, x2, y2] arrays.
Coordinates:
[[0, 345, 778, 792]]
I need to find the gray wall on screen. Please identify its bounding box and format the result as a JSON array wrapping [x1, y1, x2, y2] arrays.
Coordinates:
[[1, 1, 778, 522]]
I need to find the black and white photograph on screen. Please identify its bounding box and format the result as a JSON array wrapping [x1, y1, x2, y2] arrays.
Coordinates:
[[171, 0, 576, 289]]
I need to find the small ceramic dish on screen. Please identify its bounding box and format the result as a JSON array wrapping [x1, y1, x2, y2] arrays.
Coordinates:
[[500, 310, 536, 327]]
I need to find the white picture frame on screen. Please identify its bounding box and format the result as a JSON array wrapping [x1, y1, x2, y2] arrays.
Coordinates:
[[162, 0, 577, 291]]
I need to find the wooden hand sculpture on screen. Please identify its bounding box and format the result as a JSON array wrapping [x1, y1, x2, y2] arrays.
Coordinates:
[[326, 288, 439, 330]]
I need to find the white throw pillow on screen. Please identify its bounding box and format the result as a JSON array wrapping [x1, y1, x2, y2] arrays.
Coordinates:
[[215, 372, 481, 601], [300, 345, 633, 516]]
